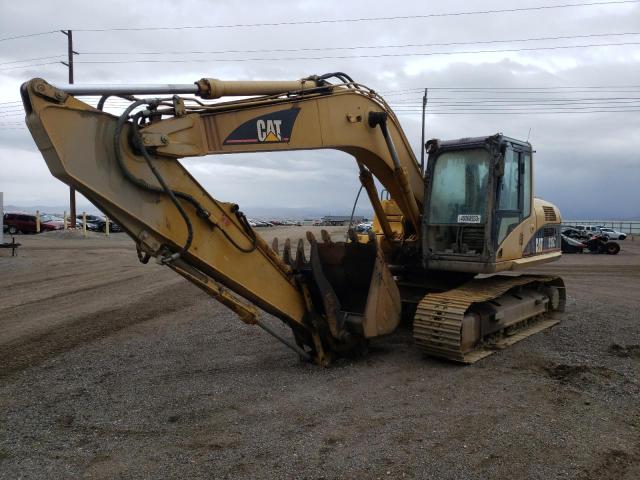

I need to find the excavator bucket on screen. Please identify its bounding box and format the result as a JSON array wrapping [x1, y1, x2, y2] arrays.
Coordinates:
[[303, 231, 401, 340]]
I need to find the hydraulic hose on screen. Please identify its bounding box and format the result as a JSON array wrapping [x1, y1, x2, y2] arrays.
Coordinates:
[[113, 100, 257, 258]]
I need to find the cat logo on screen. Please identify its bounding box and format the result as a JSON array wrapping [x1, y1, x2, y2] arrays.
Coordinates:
[[257, 119, 282, 142], [224, 108, 300, 145]]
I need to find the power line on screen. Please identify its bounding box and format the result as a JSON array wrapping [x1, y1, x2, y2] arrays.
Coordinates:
[[380, 85, 640, 93], [72, 1, 640, 32], [391, 104, 640, 111], [79, 31, 640, 56], [395, 109, 640, 114], [379, 88, 640, 97], [0, 30, 58, 43], [390, 103, 640, 109], [3, 87, 639, 109], [384, 91, 640, 96], [0, 1, 635, 45], [389, 97, 640, 104], [55, 41, 640, 66], [0, 61, 59, 71], [0, 55, 66, 67]]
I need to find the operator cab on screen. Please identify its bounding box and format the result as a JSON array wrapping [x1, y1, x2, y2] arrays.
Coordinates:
[[422, 134, 534, 273]]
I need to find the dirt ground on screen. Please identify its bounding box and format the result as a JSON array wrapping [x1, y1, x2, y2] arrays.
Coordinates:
[[1, 228, 639, 479]]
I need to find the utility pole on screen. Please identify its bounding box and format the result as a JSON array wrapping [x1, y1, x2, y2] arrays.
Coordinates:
[[61, 30, 78, 228], [420, 88, 428, 175]]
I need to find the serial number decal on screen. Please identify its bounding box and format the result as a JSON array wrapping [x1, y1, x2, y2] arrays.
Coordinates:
[[457, 214, 482, 224]]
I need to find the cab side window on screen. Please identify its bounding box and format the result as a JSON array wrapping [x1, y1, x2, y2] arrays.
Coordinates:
[[522, 153, 531, 218], [499, 148, 519, 210], [496, 146, 521, 244]]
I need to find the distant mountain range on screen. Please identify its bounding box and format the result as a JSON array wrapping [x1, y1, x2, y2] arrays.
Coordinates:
[[3, 204, 376, 220], [4, 204, 638, 222]]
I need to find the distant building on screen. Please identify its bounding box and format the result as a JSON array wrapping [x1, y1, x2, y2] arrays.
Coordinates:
[[321, 215, 367, 226]]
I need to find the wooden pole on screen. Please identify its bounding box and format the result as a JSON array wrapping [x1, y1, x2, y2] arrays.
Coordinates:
[[82, 211, 87, 237], [420, 88, 428, 175], [105, 215, 109, 236], [36, 210, 40, 233], [62, 29, 77, 229], [63, 210, 67, 230]]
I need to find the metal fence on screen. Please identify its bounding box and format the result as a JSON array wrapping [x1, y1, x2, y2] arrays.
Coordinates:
[[563, 220, 640, 235]]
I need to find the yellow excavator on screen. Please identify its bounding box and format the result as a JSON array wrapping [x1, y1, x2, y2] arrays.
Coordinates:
[[21, 73, 565, 365]]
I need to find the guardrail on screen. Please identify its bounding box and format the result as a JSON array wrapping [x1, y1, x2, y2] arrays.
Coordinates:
[[563, 220, 640, 235]]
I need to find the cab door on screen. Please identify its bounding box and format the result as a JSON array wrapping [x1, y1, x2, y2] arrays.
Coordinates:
[[494, 143, 533, 258]]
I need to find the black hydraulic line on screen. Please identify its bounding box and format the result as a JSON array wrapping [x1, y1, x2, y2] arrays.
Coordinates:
[[219, 204, 258, 253], [114, 102, 208, 220], [368, 111, 401, 169], [347, 184, 364, 236], [368, 111, 421, 234], [318, 72, 355, 83], [130, 116, 194, 260], [420, 88, 427, 174], [255, 319, 311, 361], [97, 93, 136, 111], [113, 100, 257, 256], [316, 72, 357, 89]]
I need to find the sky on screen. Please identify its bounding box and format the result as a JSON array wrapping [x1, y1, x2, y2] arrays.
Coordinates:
[[1, 0, 639, 219]]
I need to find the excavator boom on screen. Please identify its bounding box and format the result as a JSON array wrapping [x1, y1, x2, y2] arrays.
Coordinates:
[[21, 75, 421, 364]]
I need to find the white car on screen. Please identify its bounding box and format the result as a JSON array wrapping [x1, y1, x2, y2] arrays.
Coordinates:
[[355, 222, 373, 233], [575, 225, 600, 237], [598, 227, 627, 241]]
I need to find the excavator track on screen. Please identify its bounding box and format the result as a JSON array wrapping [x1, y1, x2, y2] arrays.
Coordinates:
[[413, 275, 566, 363]]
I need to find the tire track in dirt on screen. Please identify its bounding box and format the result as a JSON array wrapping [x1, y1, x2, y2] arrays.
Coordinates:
[[0, 282, 200, 379], [0, 275, 146, 312]]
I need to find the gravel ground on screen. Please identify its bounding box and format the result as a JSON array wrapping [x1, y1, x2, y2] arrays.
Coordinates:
[[1, 229, 639, 479]]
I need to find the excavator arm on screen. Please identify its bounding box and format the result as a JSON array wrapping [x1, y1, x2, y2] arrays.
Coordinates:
[[21, 75, 420, 364]]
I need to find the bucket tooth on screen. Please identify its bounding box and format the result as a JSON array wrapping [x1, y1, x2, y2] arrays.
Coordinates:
[[271, 237, 279, 255], [347, 228, 358, 243], [306, 231, 316, 244], [295, 238, 307, 268], [283, 238, 292, 265], [321, 229, 333, 244]]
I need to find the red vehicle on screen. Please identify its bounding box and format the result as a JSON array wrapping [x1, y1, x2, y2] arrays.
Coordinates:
[[3, 212, 64, 234]]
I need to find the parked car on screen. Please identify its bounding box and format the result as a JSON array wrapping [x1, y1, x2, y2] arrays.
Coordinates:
[[598, 227, 627, 241], [251, 220, 274, 227], [76, 214, 105, 231], [355, 222, 373, 233], [3, 212, 64, 234], [562, 227, 588, 240], [574, 225, 600, 238], [75, 214, 122, 232]]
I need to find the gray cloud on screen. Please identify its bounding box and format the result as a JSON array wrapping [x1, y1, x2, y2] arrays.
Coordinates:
[[1, 0, 639, 220]]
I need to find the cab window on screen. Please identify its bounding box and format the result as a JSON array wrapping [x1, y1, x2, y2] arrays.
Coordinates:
[[496, 146, 521, 244], [498, 148, 519, 210], [522, 153, 531, 218], [495, 143, 533, 245]]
